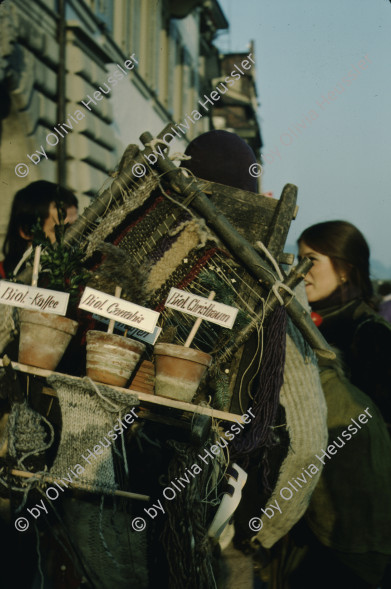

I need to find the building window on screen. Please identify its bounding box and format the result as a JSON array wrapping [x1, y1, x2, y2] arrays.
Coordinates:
[[129, 0, 141, 58], [94, 0, 113, 32], [167, 20, 179, 117]]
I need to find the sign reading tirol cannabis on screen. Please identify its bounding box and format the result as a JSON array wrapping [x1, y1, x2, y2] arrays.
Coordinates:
[[79, 287, 159, 334]]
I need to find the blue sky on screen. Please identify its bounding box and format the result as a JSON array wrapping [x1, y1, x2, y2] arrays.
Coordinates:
[[215, 0, 391, 277]]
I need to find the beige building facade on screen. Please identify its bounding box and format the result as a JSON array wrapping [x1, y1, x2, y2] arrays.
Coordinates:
[[0, 0, 261, 254]]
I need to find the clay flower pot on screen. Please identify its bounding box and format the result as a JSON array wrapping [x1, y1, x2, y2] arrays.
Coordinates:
[[153, 343, 212, 403], [86, 331, 146, 387], [18, 309, 78, 370]]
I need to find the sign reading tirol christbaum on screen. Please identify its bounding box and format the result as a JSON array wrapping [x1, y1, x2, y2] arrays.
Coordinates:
[[165, 287, 238, 329]]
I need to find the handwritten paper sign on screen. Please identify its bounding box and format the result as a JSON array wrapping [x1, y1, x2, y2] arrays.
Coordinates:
[[0, 280, 69, 315], [79, 287, 159, 334], [165, 287, 238, 329], [92, 314, 161, 345]]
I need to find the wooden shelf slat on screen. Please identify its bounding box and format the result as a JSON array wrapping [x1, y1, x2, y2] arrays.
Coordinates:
[[0, 359, 244, 423]]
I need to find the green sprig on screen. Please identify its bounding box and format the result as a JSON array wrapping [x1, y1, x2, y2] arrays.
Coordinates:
[[29, 209, 90, 304]]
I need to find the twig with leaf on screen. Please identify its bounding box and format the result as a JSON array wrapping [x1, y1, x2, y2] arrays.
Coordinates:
[[29, 206, 90, 306]]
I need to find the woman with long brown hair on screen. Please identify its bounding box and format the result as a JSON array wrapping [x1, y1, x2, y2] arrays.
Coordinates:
[[263, 220, 391, 589], [298, 219, 391, 431], [279, 219, 391, 589], [1, 180, 78, 278]]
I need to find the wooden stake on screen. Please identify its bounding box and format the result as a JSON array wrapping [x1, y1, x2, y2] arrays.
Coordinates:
[[10, 469, 150, 502], [107, 286, 122, 334], [31, 245, 41, 287], [2, 355, 24, 404], [184, 291, 215, 348]]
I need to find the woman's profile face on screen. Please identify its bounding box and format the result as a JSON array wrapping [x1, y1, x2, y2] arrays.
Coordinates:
[[42, 201, 60, 243], [43, 203, 78, 241], [298, 241, 341, 303], [65, 205, 78, 225]]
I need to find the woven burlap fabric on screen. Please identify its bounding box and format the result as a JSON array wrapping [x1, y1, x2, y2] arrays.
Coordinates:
[[145, 219, 205, 294], [47, 374, 138, 486], [253, 286, 328, 549], [84, 173, 160, 260], [0, 304, 18, 354]]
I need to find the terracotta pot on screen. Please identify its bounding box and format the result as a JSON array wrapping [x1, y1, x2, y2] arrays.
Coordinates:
[[86, 331, 146, 387], [19, 310, 78, 370], [153, 343, 212, 403]]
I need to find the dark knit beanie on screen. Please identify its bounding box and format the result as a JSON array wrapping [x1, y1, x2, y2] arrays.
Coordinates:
[[181, 130, 258, 193]]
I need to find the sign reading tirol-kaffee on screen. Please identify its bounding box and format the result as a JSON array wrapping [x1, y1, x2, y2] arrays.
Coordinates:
[[0, 280, 69, 315]]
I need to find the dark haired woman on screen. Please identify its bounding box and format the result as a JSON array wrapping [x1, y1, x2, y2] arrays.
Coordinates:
[[0, 181, 78, 587], [264, 219, 391, 588], [0, 180, 78, 278], [298, 220, 391, 432]]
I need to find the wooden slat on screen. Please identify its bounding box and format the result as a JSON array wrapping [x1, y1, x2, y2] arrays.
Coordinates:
[[11, 469, 150, 502], [205, 180, 277, 245], [134, 366, 155, 375], [0, 359, 247, 423], [279, 252, 295, 265], [265, 184, 298, 258], [129, 383, 154, 395], [132, 362, 154, 376], [130, 360, 154, 394]]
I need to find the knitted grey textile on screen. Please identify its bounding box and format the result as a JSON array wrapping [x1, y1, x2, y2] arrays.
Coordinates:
[[8, 401, 49, 464], [62, 497, 149, 589], [47, 374, 139, 487], [253, 285, 328, 548]]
